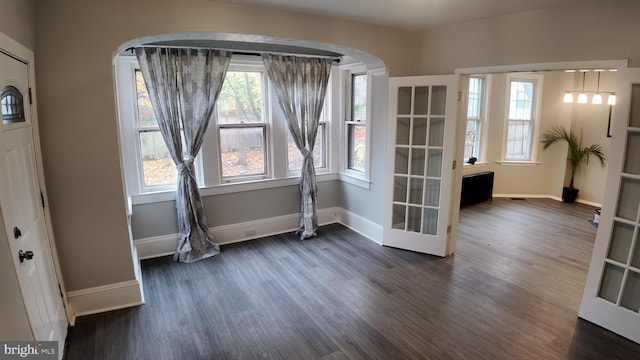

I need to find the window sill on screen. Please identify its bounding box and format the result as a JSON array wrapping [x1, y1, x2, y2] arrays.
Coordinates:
[[130, 172, 339, 205], [495, 160, 541, 166], [463, 161, 488, 167], [338, 172, 371, 189]]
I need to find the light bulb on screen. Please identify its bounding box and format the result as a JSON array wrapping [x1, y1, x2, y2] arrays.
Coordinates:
[[607, 94, 616, 105], [563, 92, 574, 103], [592, 93, 603, 104], [577, 93, 588, 104]]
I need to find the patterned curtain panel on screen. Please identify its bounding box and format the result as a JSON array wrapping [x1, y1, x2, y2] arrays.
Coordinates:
[[135, 47, 231, 262], [262, 54, 332, 239]]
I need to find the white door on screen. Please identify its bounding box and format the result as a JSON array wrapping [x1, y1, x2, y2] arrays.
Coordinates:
[[0, 50, 67, 344], [579, 67, 640, 344], [383, 75, 459, 256]]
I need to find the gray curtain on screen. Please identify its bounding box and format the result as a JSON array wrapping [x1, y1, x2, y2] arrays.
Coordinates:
[[135, 47, 231, 262], [262, 54, 332, 239]]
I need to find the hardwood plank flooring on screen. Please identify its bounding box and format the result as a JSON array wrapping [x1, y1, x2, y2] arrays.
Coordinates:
[[63, 198, 640, 359]]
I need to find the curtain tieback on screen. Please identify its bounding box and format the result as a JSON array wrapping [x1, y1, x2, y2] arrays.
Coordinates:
[[178, 156, 195, 174], [301, 149, 312, 159]]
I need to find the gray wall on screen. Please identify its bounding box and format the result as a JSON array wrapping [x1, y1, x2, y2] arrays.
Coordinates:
[[132, 181, 340, 239], [417, 0, 640, 75], [0, 0, 34, 50], [338, 73, 388, 224], [34, 0, 416, 291]]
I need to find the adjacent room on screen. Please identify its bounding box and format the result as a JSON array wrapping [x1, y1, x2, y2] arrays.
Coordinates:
[[2, 0, 640, 358]]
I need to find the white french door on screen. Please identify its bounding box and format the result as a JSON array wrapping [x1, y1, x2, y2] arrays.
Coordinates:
[[579, 67, 640, 344], [383, 75, 459, 256]]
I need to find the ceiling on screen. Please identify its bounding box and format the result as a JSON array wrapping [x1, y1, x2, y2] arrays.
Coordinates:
[[218, 0, 598, 31]]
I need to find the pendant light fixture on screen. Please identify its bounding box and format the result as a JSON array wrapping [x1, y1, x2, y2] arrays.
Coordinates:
[[592, 71, 603, 104], [562, 70, 616, 105], [577, 72, 588, 104]]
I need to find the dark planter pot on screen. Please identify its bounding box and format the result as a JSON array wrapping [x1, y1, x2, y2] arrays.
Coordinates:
[[562, 187, 579, 203]]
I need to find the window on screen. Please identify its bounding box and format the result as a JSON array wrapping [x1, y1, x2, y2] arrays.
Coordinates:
[[135, 70, 183, 189], [287, 119, 327, 172], [116, 55, 366, 201], [465, 76, 485, 162], [347, 73, 367, 172], [1, 85, 26, 124], [216, 70, 268, 181], [504, 75, 541, 161]]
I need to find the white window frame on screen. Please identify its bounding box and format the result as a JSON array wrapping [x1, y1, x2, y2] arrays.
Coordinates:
[[340, 64, 372, 186], [215, 64, 271, 183], [502, 74, 543, 163], [465, 75, 490, 164], [115, 55, 346, 204]]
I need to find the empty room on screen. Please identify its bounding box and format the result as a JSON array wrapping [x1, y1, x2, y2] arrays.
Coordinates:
[[1, 0, 640, 359]]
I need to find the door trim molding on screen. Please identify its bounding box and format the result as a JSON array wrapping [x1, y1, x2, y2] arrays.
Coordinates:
[[0, 31, 72, 325], [455, 60, 628, 75]]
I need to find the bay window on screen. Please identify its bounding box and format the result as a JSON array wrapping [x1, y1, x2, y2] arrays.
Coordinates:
[[116, 54, 372, 203]]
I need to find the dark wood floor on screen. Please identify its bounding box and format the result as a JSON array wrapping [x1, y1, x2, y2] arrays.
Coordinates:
[[63, 198, 640, 359]]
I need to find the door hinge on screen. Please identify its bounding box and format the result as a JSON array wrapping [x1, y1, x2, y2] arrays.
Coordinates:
[[28, 88, 33, 105], [447, 225, 452, 234], [457, 91, 462, 102], [40, 191, 45, 208], [58, 283, 63, 298], [452, 160, 457, 170]]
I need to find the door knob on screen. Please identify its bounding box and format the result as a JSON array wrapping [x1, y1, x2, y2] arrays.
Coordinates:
[[18, 250, 33, 263], [13, 226, 22, 239]]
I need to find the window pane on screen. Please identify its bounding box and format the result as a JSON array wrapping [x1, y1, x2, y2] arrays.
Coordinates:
[[505, 120, 532, 159], [135, 70, 157, 127], [288, 123, 326, 171], [139, 130, 176, 187], [219, 126, 266, 178], [217, 71, 263, 124], [465, 119, 481, 160], [465, 76, 483, 161], [352, 74, 367, 122], [348, 124, 366, 171], [1, 85, 26, 124], [505, 80, 536, 160], [467, 77, 483, 119], [508, 80, 534, 120]]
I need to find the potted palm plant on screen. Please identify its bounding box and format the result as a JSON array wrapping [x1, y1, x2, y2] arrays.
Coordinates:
[[541, 125, 606, 203]]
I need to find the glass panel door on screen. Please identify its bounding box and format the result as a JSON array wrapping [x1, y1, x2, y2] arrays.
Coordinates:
[[384, 76, 458, 256], [579, 68, 640, 344], [391, 86, 445, 235]]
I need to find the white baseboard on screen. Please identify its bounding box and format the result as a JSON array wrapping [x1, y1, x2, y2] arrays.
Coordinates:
[[493, 193, 552, 199], [135, 234, 177, 260], [576, 199, 602, 208], [133, 207, 386, 259], [134, 207, 341, 259], [494, 194, 602, 208], [338, 208, 383, 245], [67, 280, 144, 324]]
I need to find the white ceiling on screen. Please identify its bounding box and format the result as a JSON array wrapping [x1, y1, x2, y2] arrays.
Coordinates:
[[218, 0, 597, 31]]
